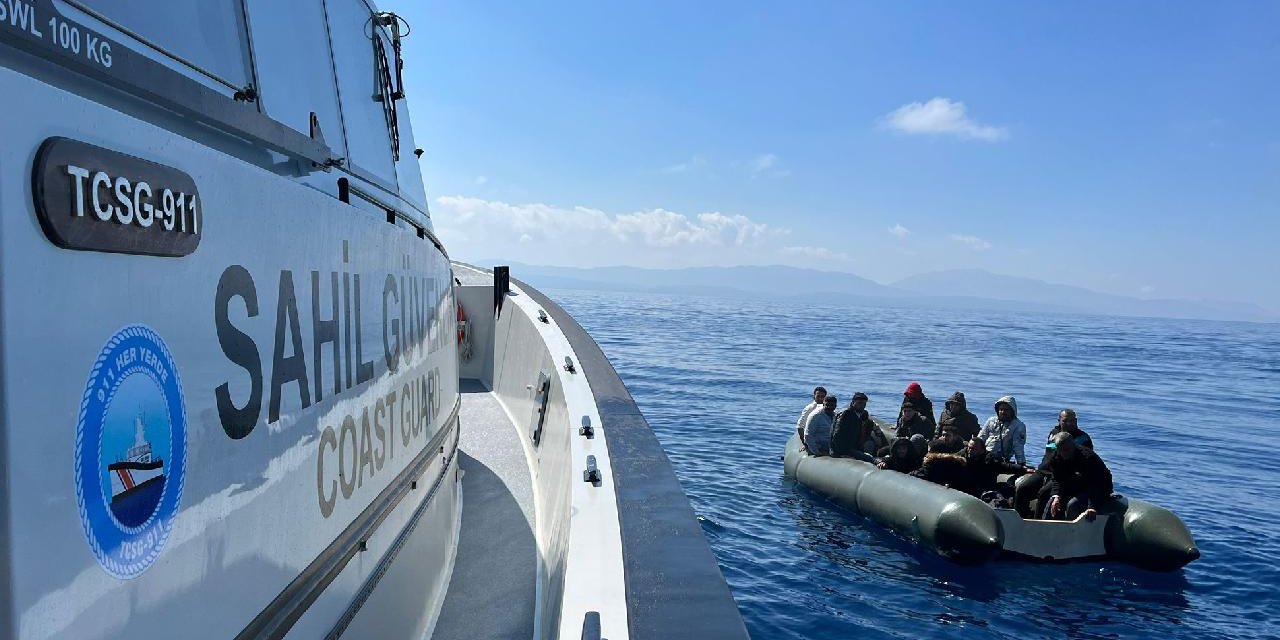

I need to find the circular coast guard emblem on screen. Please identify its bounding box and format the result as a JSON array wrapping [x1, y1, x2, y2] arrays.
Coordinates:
[[75, 325, 188, 579]]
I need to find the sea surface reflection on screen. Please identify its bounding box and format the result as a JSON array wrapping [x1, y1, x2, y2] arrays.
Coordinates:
[[553, 288, 1278, 640]]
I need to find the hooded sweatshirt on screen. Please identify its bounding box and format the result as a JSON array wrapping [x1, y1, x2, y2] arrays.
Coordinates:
[[938, 391, 981, 441], [978, 395, 1028, 464], [876, 437, 923, 473]]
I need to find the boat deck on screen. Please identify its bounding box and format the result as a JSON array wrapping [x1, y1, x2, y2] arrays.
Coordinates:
[[453, 263, 493, 286], [433, 379, 537, 639]]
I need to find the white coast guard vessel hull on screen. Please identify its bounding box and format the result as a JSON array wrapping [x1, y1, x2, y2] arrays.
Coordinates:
[[0, 1, 747, 638]]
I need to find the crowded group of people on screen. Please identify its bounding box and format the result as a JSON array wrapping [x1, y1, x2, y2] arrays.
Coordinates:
[[795, 383, 1114, 521]]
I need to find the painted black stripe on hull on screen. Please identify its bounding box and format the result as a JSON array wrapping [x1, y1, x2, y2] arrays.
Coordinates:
[[107, 460, 164, 471], [235, 397, 461, 640]]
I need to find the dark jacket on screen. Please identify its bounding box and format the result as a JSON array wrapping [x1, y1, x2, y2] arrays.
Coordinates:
[[909, 453, 968, 489], [928, 435, 966, 455], [937, 392, 981, 441], [895, 409, 933, 440], [964, 449, 1027, 495], [830, 407, 885, 457], [1036, 427, 1094, 472], [876, 438, 923, 474], [899, 394, 936, 431], [1046, 447, 1113, 509], [934, 409, 981, 443]]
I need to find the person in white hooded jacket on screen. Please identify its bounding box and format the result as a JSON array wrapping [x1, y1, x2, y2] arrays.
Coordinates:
[[978, 395, 1027, 465]]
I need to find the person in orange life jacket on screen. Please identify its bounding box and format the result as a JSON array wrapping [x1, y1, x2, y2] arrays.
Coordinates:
[[796, 386, 828, 448]]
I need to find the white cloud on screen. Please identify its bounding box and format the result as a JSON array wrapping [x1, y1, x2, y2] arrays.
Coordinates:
[[881, 97, 1008, 141], [661, 155, 706, 174], [949, 233, 992, 251], [610, 209, 773, 247], [1139, 285, 1156, 295], [749, 153, 781, 176], [888, 223, 911, 239], [750, 153, 778, 173], [432, 195, 853, 270], [474, 176, 488, 185]]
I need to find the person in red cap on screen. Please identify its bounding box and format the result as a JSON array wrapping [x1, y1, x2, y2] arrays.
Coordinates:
[[897, 382, 936, 433]]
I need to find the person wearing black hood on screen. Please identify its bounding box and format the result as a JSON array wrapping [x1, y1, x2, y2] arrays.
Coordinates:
[[1042, 432, 1113, 520], [1014, 409, 1096, 517], [876, 437, 924, 474], [937, 391, 980, 441]]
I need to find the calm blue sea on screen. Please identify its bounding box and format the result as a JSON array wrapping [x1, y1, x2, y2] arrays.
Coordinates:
[[549, 288, 1280, 640]]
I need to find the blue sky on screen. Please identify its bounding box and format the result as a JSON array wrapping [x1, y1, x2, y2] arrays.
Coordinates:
[[388, 1, 1279, 311]]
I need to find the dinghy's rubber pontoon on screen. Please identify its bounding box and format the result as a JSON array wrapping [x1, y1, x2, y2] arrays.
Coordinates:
[[784, 435, 1199, 571]]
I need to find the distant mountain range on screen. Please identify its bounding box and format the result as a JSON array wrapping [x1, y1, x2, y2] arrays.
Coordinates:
[[477, 262, 1278, 323], [891, 269, 1276, 323]]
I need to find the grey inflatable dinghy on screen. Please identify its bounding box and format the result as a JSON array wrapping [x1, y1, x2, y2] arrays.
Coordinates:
[[784, 435, 1199, 571]]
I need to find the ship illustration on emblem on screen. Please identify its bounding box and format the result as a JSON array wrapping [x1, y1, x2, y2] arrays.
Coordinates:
[[105, 413, 168, 528], [76, 325, 187, 579]]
